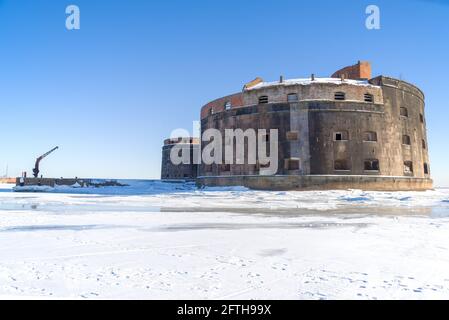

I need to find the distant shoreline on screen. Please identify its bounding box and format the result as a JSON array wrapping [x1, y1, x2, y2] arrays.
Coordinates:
[[0, 178, 15, 184]]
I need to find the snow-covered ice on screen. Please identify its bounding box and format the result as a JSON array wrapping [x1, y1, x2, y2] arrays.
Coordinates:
[[1, 181, 449, 299]]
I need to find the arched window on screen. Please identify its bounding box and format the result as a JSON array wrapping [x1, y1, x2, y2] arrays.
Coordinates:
[[364, 93, 374, 103], [400, 107, 408, 117], [287, 93, 298, 102], [402, 135, 411, 145], [224, 101, 231, 110], [258, 96, 269, 104], [420, 113, 424, 123], [334, 92, 346, 101], [422, 139, 426, 149], [363, 131, 378, 142]]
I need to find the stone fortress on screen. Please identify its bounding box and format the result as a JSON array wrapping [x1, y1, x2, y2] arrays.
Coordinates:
[[161, 61, 433, 191]]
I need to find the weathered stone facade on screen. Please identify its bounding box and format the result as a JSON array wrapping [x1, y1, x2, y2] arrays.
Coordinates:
[[195, 62, 432, 191], [161, 137, 199, 180]]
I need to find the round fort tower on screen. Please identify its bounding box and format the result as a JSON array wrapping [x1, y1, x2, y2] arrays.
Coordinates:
[[161, 137, 199, 181], [196, 61, 432, 191]]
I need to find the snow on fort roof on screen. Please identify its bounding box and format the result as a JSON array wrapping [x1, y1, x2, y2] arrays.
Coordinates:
[[244, 77, 379, 91]]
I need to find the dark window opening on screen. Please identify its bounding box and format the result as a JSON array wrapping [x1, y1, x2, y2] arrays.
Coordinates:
[[400, 107, 408, 117], [286, 131, 299, 141], [334, 159, 350, 171], [285, 159, 300, 171], [334, 131, 349, 141], [422, 139, 426, 149], [364, 159, 380, 171], [334, 92, 346, 101], [402, 135, 411, 145], [404, 161, 414, 175], [224, 101, 231, 110], [420, 113, 424, 123], [287, 93, 298, 102], [363, 131, 378, 142], [258, 96, 269, 104], [221, 164, 231, 172], [364, 93, 374, 103], [424, 163, 430, 175]]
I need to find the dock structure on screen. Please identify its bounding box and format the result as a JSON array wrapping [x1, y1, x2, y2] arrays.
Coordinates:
[[16, 178, 127, 188]]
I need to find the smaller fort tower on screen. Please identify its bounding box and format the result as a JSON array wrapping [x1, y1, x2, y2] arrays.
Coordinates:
[[161, 137, 199, 181]]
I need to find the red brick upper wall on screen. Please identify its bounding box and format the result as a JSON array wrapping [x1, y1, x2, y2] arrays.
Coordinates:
[[201, 93, 244, 119], [331, 61, 372, 80]]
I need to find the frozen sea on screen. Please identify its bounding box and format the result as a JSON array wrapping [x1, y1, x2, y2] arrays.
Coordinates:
[[1, 180, 449, 300]]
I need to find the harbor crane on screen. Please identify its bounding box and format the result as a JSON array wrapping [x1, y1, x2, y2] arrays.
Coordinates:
[[33, 146, 59, 178]]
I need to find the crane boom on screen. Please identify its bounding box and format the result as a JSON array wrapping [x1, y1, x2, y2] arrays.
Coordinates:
[[33, 146, 59, 178]]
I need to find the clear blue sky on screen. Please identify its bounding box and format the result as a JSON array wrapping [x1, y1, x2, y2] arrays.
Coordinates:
[[0, 0, 448, 186]]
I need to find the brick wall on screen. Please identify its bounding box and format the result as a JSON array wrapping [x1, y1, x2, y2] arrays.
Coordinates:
[[331, 61, 372, 80], [201, 93, 244, 119]]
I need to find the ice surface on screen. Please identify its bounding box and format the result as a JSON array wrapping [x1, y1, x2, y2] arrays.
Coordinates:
[[1, 181, 449, 299]]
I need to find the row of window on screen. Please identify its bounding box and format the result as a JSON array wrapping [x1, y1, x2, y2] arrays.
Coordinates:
[[213, 100, 289, 115], [203, 160, 430, 176], [255, 92, 375, 105], [163, 173, 192, 179], [334, 159, 380, 171], [333, 131, 426, 149], [333, 159, 430, 175], [334, 131, 377, 142], [221, 93, 298, 112], [202, 128, 425, 149], [204, 163, 277, 172], [219, 99, 425, 125], [332, 131, 363, 142], [400, 107, 425, 123], [401, 135, 427, 149]]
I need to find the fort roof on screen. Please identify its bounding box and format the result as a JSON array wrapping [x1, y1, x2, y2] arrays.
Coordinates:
[[244, 77, 379, 91], [244, 61, 375, 91], [164, 137, 199, 146]]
